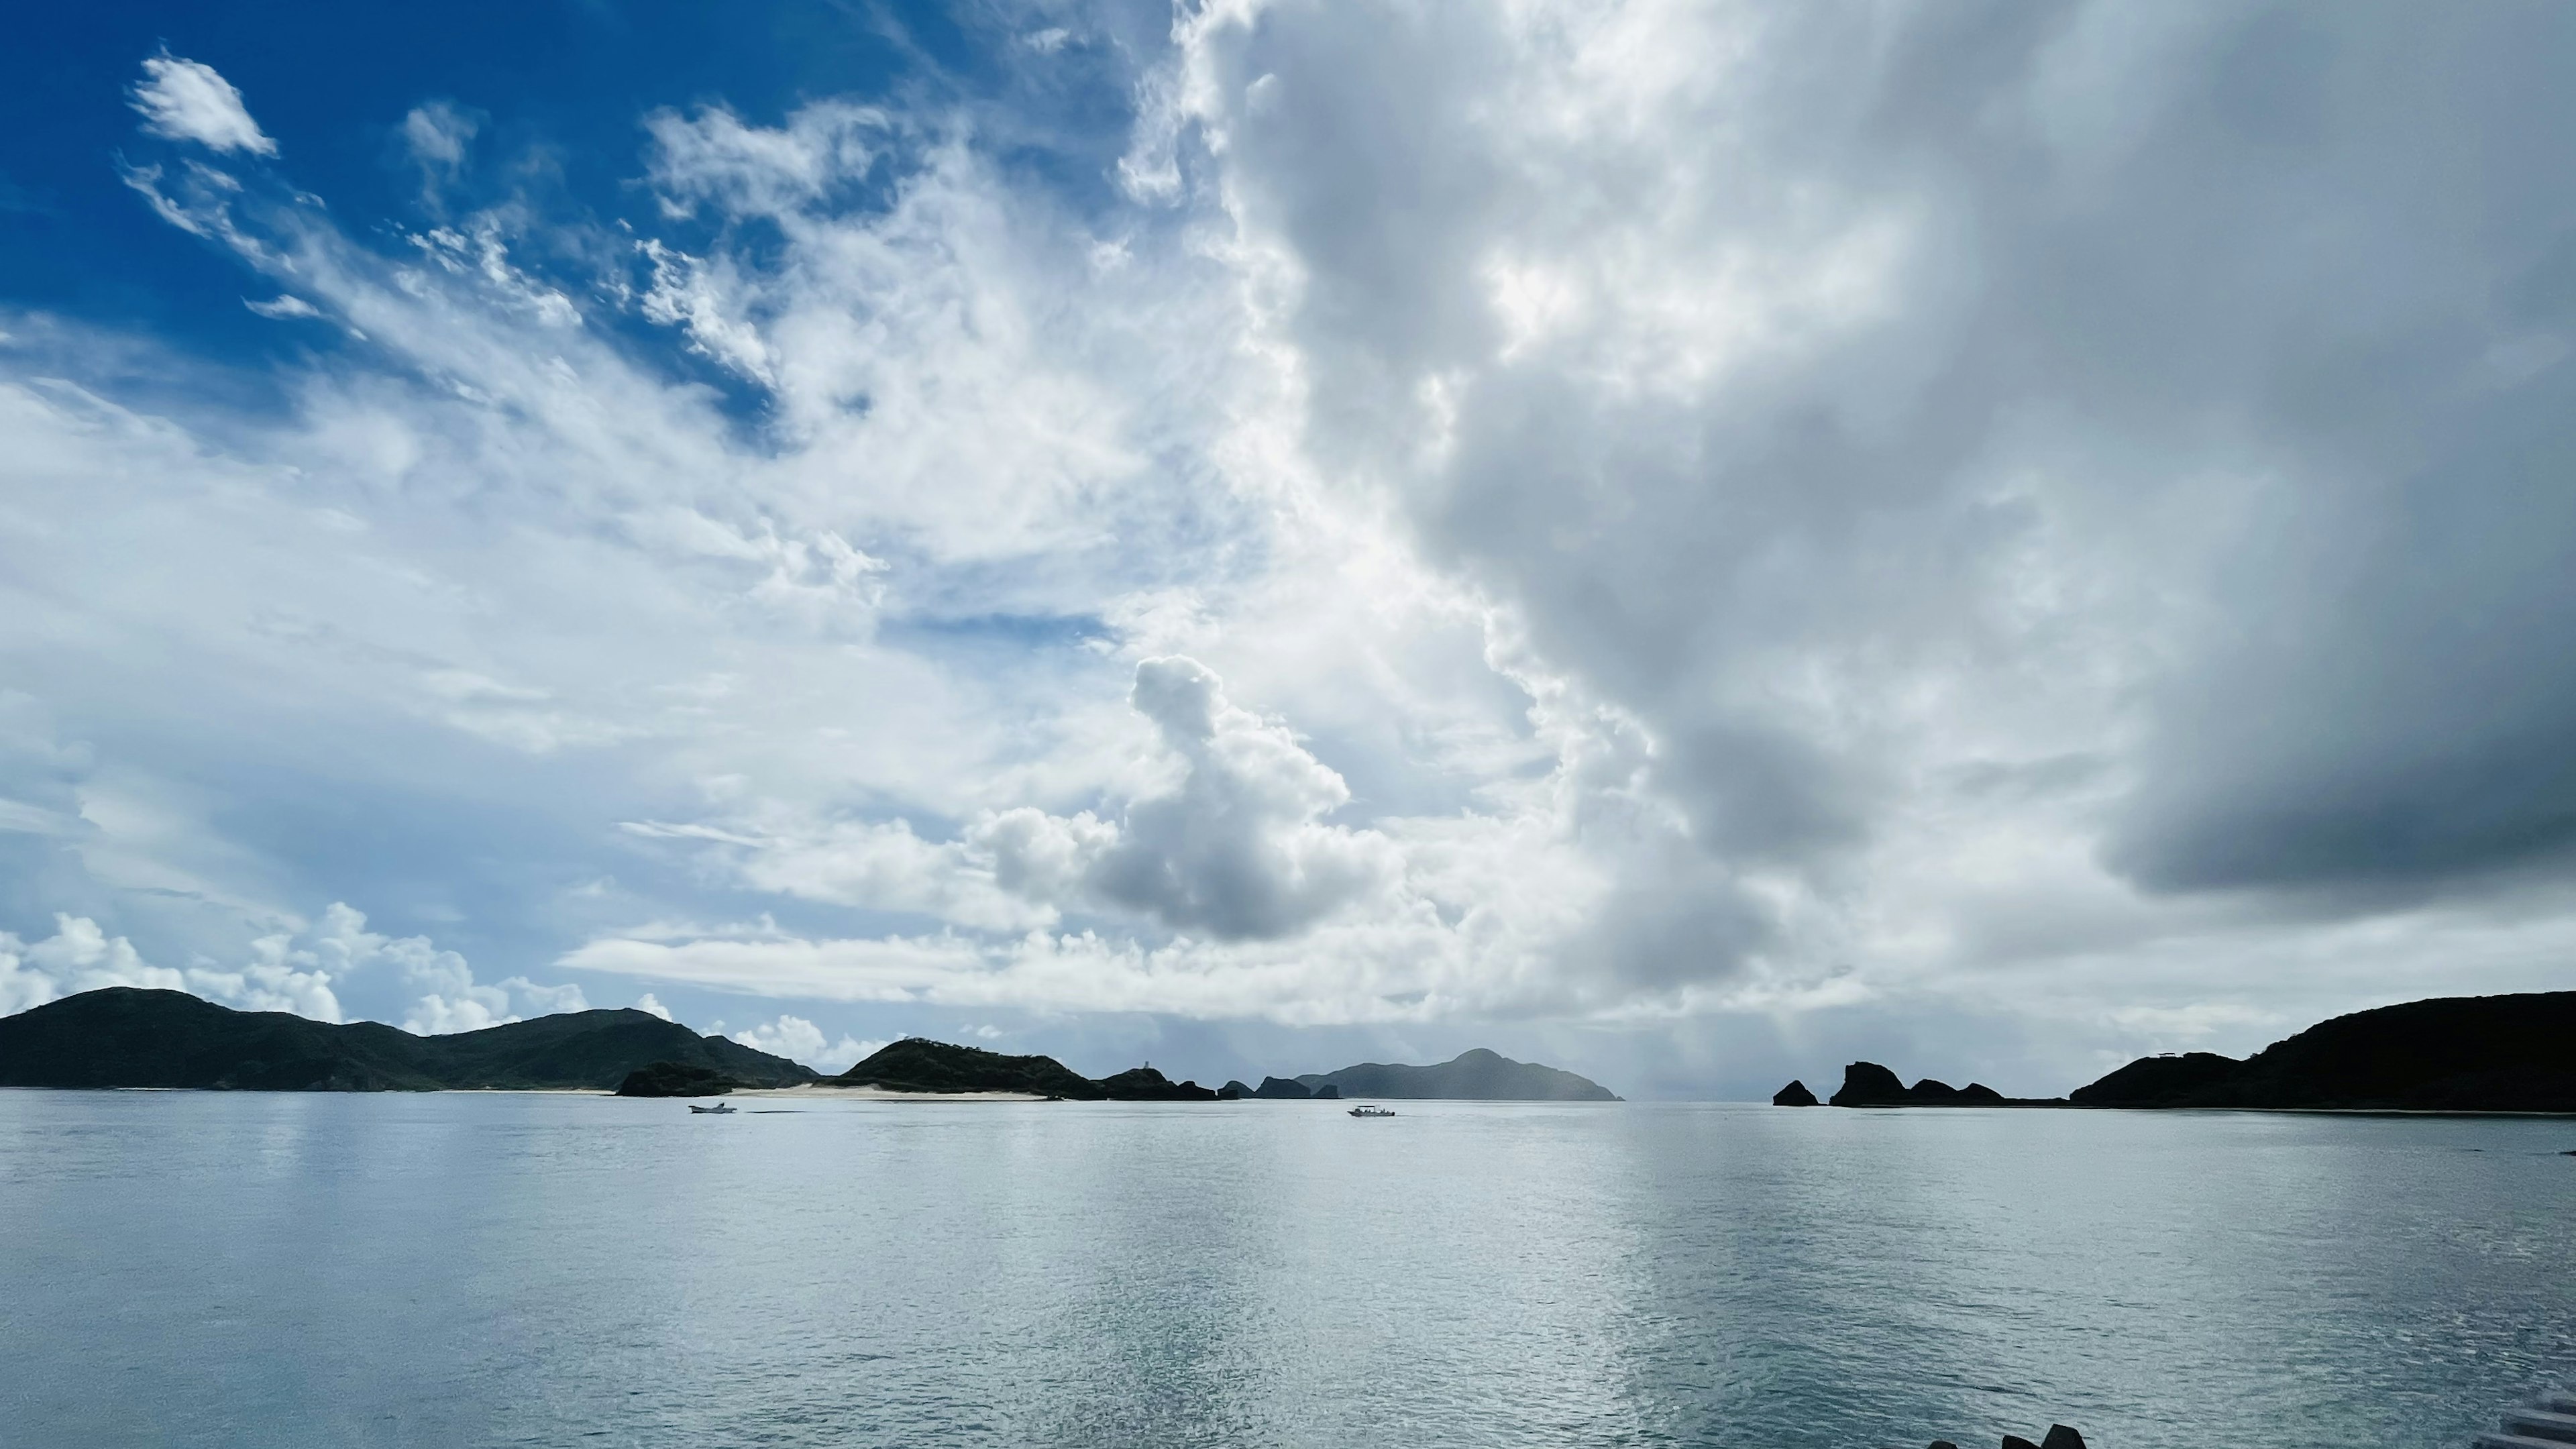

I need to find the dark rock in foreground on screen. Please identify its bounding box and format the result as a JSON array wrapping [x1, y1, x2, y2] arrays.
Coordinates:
[[1772, 1079, 1819, 1106], [615, 1061, 743, 1097], [834, 1038, 1102, 1098], [1097, 1066, 1218, 1101], [2072, 991, 2576, 1112], [2001, 1436, 2041, 1449], [2039, 1426, 2088, 1449], [1295, 1048, 1619, 1101], [0, 987, 817, 1091]]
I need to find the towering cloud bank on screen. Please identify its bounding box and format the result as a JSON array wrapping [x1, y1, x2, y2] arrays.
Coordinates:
[[3, 7, 2575, 1087]]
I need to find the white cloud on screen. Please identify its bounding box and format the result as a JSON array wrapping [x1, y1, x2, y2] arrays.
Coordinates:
[[633, 992, 674, 1020], [128, 54, 277, 157], [244, 294, 321, 320], [729, 1013, 879, 1072], [12, 12, 2576, 1095], [0, 915, 186, 1014], [400, 99, 478, 210]]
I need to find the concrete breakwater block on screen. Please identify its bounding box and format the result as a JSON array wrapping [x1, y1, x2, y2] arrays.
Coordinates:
[[1935, 1428, 2084, 1449], [2499, 1408, 2576, 1442]]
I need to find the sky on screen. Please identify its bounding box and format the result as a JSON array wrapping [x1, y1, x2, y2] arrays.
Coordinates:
[[3, 0, 2574, 1099]]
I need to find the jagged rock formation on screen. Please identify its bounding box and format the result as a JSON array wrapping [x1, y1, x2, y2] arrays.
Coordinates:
[[1827, 1062, 2058, 1108], [2073, 991, 2576, 1111], [1827, 1061, 1908, 1106], [833, 1038, 1102, 1097], [1295, 1048, 1618, 1101], [0, 987, 816, 1091], [1772, 1079, 1820, 1106]]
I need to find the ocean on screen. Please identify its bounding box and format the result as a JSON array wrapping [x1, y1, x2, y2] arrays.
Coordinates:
[[1, 1091, 2568, 1448]]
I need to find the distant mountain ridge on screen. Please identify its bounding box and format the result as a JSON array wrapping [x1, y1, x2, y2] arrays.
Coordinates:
[[0, 988, 817, 1091], [833, 1040, 1617, 1101], [1296, 1048, 1620, 1101]]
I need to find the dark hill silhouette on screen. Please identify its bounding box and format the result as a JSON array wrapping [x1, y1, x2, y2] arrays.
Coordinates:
[[2066, 1051, 2243, 1108], [0, 988, 816, 1091], [1097, 1066, 1218, 1101], [834, 1038, 1103, 1097], [1296, 1048, 1619, 1101], [2073, 991, 2576, 1111]]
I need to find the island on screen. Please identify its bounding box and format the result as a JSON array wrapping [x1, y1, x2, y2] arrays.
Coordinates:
[[0, 987, 816, 1091], [1771, 990, 2576, 1112], [1290, 1048, 1619, 1101], [834, 1038, 1103, 1097]]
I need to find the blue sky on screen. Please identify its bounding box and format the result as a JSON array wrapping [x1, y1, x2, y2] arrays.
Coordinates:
[[5, 1, 2575, 1097]]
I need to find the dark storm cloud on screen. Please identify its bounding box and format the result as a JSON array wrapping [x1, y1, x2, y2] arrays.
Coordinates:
[[1188, 0, 2576, 918]]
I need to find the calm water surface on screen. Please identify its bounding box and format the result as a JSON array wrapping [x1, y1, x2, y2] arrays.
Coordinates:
[[1, 1093, 2569, 1448]]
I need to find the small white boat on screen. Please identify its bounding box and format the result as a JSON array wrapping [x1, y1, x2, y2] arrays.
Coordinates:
[[1348, 1105, 1395, 1118], [688, 1103, 738, 1114]]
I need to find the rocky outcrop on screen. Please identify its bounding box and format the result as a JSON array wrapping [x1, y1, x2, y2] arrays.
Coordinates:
[[1828, 1062, 2063, 1108], [1312, 1083, 1341, 1099], [2039, 1427, 2087, 1449], [1217, 1080, 1251, 1099], [1252, 1075, 1313, 1099], [1772, 1079, 1820, 1106], [1827, 1061, 1910, 1106]]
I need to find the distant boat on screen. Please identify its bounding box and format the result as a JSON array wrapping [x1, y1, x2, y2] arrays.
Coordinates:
[[1348, 1105, 1395, 1118], [688, 1103, 737, 1114]]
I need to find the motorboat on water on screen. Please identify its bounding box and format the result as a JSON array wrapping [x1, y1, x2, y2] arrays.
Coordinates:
[[688, 1103, 738, 1114], [1348, 1105, 1395, 1118]]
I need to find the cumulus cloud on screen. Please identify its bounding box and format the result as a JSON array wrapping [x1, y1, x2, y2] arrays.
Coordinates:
[[729, 1013, 880, 1072], [0, 897, 594, 1036], [15, 13, 2576, 1091], [982, 656, 1401, 938], [0, 915, 186, 1015], [128, 54, 277, 156]]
